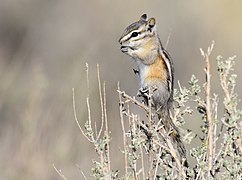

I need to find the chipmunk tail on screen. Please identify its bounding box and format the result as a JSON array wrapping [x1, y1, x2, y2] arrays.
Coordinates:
[[158, 110, 189, 168]]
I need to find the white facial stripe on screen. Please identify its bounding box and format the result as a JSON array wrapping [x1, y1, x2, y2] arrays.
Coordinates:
[[120, 34, 130, 43]]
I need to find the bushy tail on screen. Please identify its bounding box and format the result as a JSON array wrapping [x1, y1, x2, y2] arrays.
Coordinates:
[[158, 110, 188, 167]]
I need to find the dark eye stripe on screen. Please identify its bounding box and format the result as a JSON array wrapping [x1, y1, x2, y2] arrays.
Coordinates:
[[125, 29, 146, 42], [125, 32, 141, 42]]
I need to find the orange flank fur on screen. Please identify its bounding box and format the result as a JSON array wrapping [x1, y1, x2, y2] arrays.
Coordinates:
[[145, 55, 167, 84]]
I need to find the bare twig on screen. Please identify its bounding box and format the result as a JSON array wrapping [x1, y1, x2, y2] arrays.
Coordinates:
[[130, 114, 138, 180], [103, 82, 111, 173], [201, 41, 215, 175], [76, 164, 88, 180], [165, 30, 172, 49], [118, 83, 128, 178], [139, 123, 146, 180], [147, 87, 153, 180], [53, 164, 67, 180], [85, 63, 90, 93], [153, 140, 170, 153], [86, 97, 94, 141], [80, 171, 88, 180], [97, 64, 104, 140], [153, 147, 162, 180], [117, 90, 149, 112], [72, 88, 93, 142]]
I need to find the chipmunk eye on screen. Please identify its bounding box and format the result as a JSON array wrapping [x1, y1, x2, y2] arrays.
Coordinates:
[[131, 32, 139, 37]]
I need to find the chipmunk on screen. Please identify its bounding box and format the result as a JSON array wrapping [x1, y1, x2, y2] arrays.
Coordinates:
[[119, 14, 188, 167]]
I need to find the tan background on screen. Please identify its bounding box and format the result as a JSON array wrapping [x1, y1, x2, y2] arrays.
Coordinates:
[[0, 0, 242, 179]]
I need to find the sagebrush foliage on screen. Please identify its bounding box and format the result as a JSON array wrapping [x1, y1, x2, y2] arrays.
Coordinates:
[[65, 44, 242, 180]]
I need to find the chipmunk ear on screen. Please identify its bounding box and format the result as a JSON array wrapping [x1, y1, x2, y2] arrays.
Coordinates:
[[147, 18, 156, 32], [140, 14, 147, 21]]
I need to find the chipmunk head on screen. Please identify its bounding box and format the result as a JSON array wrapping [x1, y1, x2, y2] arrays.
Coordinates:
[[119, 14, 158, 62]]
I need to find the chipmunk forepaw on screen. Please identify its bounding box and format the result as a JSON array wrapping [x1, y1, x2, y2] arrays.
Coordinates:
[[137, 86, 149, 97]]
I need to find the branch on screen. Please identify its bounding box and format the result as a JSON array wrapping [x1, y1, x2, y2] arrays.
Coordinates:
[[200, 41, 215, 175], [53, 164, 68, 180], [96, 64, 104, 140], [117, 83, 128, 179], [72, 88, 93, 142], [117, 90, 149, 112]]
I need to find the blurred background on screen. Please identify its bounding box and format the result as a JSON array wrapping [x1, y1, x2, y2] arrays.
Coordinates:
[[0, 0, 241, 179]]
